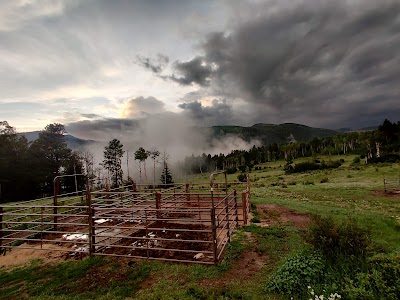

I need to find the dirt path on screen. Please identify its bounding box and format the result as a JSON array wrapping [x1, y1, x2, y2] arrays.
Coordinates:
[[196, 204, 311, 288], [255, 203, 311, 229], [198, 231, 267, 288], [372, 190, 400, 198]]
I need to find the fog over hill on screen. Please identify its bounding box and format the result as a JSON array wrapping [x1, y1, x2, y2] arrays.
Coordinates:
[[19, 131, 96, 150], [21, 122, 339, 160]]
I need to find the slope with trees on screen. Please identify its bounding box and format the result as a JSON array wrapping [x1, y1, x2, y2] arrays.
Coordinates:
[[182, 119, 400, 176]]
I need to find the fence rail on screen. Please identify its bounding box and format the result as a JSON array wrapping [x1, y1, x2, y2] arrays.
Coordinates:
[[0, 177, 250, 264]]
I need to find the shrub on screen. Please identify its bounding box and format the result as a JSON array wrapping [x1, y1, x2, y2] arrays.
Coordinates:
[[303, 180, 314, 185], [352, 156, 361, 164], [369, 154, 400, 164], [237, 174, 247, 182], [307, 216, 371, 261], [288, 181, 297, 185], [226, 167, 237, 174], [264, 251, 326, 295], [343, 255, 400, 300], [320, 177, 329, 183], [286, 160, 342, 174]]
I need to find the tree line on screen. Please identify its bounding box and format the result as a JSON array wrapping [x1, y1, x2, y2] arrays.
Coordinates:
[[0, 121, 174, 202], [181, 119, 400, 175], [2, 119, 398, 201], [0, 122, 84, 201], [101, 140, 173, 188]]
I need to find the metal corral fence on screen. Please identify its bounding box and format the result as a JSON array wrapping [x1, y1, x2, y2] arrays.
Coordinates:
[[384, 174, 400, 194], [0, 175, 251, 264]]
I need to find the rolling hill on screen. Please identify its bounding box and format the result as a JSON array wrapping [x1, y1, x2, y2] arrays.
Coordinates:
[[210, 123, 338, 145], [19, 131, 96, 150], [20, 123, 339, 150]]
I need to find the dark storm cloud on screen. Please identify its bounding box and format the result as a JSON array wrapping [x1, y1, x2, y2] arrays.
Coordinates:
[[80, 113, 101, 119], [66, 118, 140, 141], [192, 0, 400, 128], [167, 56, 214, 86], [179, 91, 207, 102], [135, 54, 169, 73], [178, 99, 233, 125]]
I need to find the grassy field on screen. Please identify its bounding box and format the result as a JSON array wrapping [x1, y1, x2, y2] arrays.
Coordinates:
[[1, 154, 399, 299]]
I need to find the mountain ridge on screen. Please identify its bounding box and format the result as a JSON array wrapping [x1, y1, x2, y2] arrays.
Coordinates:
[[19, 122, 375, 150], [210, 122, 338, 145], [18, 131, 96, 149]]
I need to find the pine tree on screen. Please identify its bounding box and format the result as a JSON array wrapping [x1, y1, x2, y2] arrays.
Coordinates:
[[160, 163, 173, 186], [28, 123, 72, 195], [103, 139, 124, 187]]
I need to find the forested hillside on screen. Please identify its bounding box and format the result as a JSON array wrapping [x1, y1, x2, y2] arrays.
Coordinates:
[[182, 119, 400, 175], [210, 123, 338, 144]]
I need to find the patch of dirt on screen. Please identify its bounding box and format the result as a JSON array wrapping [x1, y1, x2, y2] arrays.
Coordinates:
[[199, 232, 268, 288], [256, 204, 311, 229], [372, 190, 400, 198], [0, 243, 67, 268], [79, 260, 132, 292]]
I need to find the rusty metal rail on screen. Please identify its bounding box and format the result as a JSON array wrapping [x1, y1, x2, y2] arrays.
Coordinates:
[[0, 179, 251, 264]]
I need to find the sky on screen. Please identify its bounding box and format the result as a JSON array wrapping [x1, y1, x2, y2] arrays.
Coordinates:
[[1, 0, 400, 138]]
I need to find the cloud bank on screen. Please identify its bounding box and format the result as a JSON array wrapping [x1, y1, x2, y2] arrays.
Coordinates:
[[167, 0, 400, 128]]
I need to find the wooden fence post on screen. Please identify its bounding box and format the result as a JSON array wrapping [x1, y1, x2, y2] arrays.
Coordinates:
[[185, 183, 190, 205], [0, 206, 3, 253], [247, 174, 251, 204], [234, 190, 238, 226], [224, 172, 228, 196], [211, 207, 218, 264], [224, 194, 230, 242], [86, 178, 95, 256], [106, 178, 110, 204], [53, 178, 59, 231], [198, 194, 201, 220], [155, 192, 161, 219], [242, 192, 247, 225]]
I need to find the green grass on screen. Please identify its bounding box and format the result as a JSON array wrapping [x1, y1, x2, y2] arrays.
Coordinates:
[[0, 257, 151, 300], [1, 155, 400, 299]]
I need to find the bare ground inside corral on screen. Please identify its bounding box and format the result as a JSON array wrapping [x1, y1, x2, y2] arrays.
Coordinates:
[[1, 202, 310, 292], [0, 244, 67, 268]]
